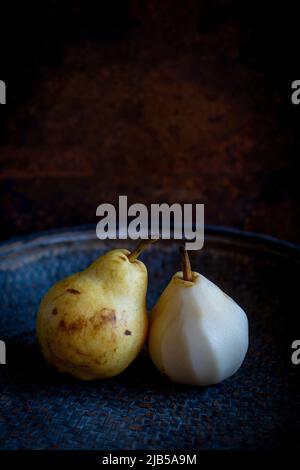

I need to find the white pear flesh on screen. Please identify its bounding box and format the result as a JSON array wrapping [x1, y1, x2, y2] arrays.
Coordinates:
[[149, 272, 248, 386]]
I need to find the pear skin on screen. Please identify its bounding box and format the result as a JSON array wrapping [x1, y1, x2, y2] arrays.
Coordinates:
[[36, 248, 148, 380]]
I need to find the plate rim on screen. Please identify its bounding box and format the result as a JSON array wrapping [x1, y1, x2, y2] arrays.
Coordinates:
[[0, 224, 299, 259]]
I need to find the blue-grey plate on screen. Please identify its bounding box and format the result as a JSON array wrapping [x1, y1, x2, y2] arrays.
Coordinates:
[[0, 226, 299, 450]]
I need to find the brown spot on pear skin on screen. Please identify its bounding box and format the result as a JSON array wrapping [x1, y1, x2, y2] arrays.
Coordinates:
[[100, 308, 116, 323], [89, 308, 116, 331], [59, 319, 67, 330], [124, 330, 132, 335], [52, 307, 58, 315], [57, 309, 116, 334], [58, 318, 86, 333], [66, 288, 80, 294]]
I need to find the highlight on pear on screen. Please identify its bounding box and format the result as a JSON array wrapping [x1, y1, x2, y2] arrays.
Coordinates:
[[36, 239, 155, 380], [148, 247, 249, 386]]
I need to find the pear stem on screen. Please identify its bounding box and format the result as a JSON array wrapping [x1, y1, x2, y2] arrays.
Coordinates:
[[127, 238, 157, 262], [180, 246, 193, 281]]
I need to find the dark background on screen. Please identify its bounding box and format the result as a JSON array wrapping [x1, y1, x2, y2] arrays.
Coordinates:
[[0, 0, 299, 243]]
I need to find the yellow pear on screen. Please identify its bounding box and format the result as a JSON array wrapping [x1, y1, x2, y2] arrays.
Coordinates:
[[36, 240, 153, 380]]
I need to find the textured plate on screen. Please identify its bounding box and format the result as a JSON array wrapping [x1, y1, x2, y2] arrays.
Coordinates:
[[0, 226, 299, 450]]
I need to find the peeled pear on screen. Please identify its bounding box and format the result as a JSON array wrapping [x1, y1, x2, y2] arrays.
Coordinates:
[[149, 248, 249, 386], [37, 240, 153, 380]]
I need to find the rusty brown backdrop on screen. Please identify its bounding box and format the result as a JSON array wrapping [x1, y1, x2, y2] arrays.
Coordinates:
[[0, 1, 299, 243]]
